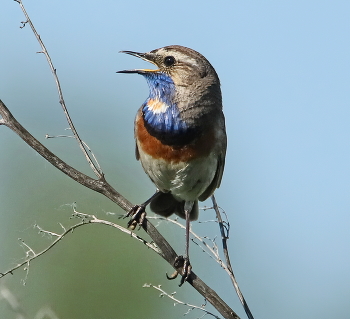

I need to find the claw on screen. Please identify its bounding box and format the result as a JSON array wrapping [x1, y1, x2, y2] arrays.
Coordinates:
[[179, 257, 192, 286], [126, 191, 162, 229], [126, 205, 146, 230], [166, 270, 179, 280], [166, 255, 192, 286]]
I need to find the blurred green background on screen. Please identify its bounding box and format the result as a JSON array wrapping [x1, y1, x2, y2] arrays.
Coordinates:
[[1, 1, 350, 319]]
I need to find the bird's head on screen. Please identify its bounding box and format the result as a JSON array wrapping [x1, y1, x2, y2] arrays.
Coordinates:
[[117, 45, 220, 88]]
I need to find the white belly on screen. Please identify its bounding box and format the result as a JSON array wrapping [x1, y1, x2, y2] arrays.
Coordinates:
[[138, 149, 217, 202]]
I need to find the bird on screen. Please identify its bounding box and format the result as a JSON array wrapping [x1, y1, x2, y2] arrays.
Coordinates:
[[117, 45, 226, 285]]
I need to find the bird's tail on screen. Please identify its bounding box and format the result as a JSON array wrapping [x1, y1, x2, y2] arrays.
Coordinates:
[[150, 192, 199, 221]]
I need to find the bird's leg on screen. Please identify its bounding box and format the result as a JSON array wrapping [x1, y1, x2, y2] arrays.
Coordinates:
[[167, 201, 193, 286], [180, 204, 193, 285], [126, 190, 161, 229]]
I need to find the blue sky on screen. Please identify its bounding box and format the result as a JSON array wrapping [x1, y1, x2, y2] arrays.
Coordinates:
[[1, 1, 350, 318]]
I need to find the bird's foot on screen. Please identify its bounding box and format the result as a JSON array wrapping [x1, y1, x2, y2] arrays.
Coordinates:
[[166, 255, 192, 287], [126, 205, 147, 230]]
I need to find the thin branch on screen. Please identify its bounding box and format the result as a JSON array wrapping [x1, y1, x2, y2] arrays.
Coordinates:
[[144, 284, 222, 319], [148, 216, 225, 269], [45, 133, 102, 173], [150, 214, 255, 319], [0, 212, 160, 281], [14, 0, 103, 178], [0, 221, 83, 280], [212, 196, 254, 319], [0, 99, 131, 211]]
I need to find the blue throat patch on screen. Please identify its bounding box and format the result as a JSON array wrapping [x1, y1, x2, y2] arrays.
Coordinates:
[[142, 73, 188, 135]]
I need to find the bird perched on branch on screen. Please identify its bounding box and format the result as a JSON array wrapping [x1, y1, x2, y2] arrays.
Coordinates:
[[118, 45, 226, 285]]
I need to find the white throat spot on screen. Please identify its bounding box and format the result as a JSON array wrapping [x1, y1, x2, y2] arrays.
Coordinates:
[[147, 99, 169, 114]]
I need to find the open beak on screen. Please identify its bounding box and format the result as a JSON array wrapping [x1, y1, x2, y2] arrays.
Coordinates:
[[117, 50, 158, 74]]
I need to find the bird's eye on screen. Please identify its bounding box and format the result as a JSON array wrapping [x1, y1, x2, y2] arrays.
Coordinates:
[[164, 56, 175, 67]]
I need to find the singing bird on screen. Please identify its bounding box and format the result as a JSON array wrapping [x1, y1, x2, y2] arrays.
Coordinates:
[[118, 45, 226, 285]]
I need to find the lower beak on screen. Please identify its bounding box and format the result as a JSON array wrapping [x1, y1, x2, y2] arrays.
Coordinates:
[[116, 69, 147, 74], [117, 50, 158, 74]]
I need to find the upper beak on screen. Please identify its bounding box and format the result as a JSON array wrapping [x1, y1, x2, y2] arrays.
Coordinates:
[[117, 50, 158, 74]]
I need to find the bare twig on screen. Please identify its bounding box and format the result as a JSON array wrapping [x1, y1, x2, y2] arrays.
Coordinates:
[[0, 99, 131, 211], [144, 283, 222, 319], [14, 0, 103, 178], [0, 212, 160, 281], [212, 196, 254, 319], [45, 133, 102, 173], [148, 216, 225, 268], [150, 212, 255, 319]]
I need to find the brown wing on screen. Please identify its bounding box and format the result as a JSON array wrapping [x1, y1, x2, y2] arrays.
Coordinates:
[[135, 143, 140, 160], [198, 117, 227, 202], [198, 152, 226, 201], [134, 108, 143, 161]]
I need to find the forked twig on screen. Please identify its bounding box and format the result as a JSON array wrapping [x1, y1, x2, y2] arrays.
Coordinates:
[[144, 283, 222, 319], [212, 196, 254, 319], [14, 0, 103, 178], [148, 216, 224, 268], [45, 133, 102, 173], [0, 211, 160, 281]]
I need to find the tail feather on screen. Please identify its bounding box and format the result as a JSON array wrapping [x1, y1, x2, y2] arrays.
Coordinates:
[[150, 192, 199, 221]]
